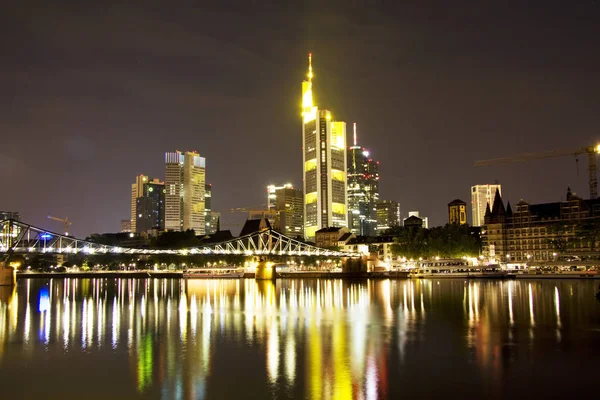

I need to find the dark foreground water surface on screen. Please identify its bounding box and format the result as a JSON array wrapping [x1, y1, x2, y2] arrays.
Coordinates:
[[1, 278, 599, 399]]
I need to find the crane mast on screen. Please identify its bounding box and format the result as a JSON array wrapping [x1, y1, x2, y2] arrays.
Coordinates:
[[474, 144, 600, 199]]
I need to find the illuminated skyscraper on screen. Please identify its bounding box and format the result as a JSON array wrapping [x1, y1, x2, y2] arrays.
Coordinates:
[[165, 151, 206, 233], [205, 184, 220, 234], [347, 123, 380, 236], [302, 53, 348, 240], [267, 183, 293, 210], [135, 178, 165, 233], [376, 200, 401, 232], [471, 184, 502, 226], [130, 174, 148, 232], [272, 185, 304, 239]]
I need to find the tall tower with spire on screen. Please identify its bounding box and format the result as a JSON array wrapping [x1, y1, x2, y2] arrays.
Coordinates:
[[302, 53, 348, 241], [347, 123, 380, 236]]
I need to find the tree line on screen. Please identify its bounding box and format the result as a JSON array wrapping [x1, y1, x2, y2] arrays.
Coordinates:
[[384, 224, 481, 259]]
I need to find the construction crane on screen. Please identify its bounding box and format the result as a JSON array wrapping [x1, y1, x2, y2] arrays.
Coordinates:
[[229, 205, 269, 214], [229, 207, 267, 213], [47, 216, 72, 236], [475, 144, 600, 199]]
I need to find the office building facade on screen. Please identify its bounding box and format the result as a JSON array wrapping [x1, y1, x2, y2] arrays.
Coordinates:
[[267, 183, 293, 210], [134, 178, 165, 233], [376, 200, 401, 232], [130, 175, 147, 232], [120, 219, 131, 233], [131, 176, 165, 233], [165, 151, 206, 234], [205, 184, 220, 235], [302, 53, 348, 240], [274, 186, 304, 239], [347, 123, 380, 236], [472, 184, 502, 227]]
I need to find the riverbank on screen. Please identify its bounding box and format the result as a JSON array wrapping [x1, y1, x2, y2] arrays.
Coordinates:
[[17, 271, 183, 279], [277, 271, 408, 279], [512, 272, 600, 279], [17, 270, 410, 280], [17, 271, 599, 280]]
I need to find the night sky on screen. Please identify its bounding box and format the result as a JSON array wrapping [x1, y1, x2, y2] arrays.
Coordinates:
[[3, 0, 600, 237]]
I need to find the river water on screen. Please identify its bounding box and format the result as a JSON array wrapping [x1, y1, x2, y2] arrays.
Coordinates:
[[0, 278, 599, 399]]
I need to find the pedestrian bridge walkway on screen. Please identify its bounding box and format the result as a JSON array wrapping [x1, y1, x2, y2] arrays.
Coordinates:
[[0, 219, 358, 258]]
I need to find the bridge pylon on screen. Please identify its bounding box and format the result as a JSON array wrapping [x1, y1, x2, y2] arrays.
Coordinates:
[[0, 262, 16, 286], [255, 257, 277, 280]]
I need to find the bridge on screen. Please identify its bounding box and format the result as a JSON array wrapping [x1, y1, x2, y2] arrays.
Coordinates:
[[0, 219, 358, 258]]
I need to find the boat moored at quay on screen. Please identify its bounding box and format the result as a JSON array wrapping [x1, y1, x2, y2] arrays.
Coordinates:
[[409, 259, 508, 279], [183, 267, 245, 279]]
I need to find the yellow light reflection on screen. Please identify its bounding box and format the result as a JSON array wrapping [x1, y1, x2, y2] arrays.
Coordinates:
[[333, 315, 352, 399], [507, 281, 514, 326], [267, 323, 279, 384], [528, 283, 535, 327], [112, 296, 119, 349], [285, 330, 296, 386]]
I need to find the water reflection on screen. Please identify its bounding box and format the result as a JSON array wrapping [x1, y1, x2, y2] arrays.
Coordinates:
[[0, 278, 599, 399]]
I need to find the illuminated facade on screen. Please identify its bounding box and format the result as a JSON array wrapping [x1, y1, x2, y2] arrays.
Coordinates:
[[276, 187, 304, 239], [472, 184, 502, 227], [267, 183, 293, 210], [448, 199, 467, 225], [376, 200, 401, 232], [483, 188, 600, 263], [165, 151, 206, 234], [268, 185, 304, 239], [347, 123, 380, 236], [120, 219, 131, 233], [302, 54, 348, 240], [130, 175, 147, 232], [135, 178, 165, 233], [205, 184, 220, 234], [131, 176, 165, 233]]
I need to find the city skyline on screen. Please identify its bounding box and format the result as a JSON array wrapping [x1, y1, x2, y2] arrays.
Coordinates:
[[3, 1, 600, 237]]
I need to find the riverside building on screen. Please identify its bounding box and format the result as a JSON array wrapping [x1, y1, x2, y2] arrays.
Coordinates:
[[482, 188, 600, 263]]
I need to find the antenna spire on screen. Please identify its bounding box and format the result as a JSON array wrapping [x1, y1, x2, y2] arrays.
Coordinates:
[[308, 53, 313, 82], [353, 122, 357, 146]]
